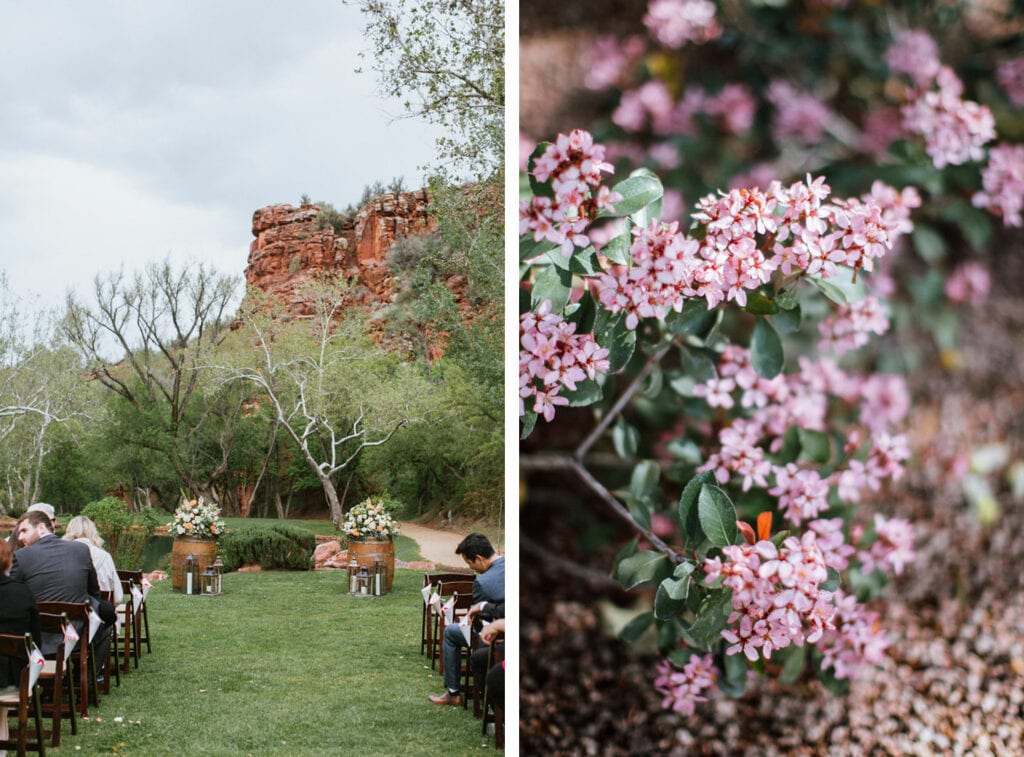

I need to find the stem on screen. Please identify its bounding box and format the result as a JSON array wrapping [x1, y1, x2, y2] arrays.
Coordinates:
[[573, 337, 678, 464]]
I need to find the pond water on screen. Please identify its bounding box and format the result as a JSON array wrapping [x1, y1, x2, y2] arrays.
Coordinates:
[[142, 534, 174, 571]]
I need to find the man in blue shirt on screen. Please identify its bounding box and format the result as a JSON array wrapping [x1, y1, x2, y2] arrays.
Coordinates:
[[428, 533, 505, 706]]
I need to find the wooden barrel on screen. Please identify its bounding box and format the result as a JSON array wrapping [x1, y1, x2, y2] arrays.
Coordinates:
[[347, 539, 395, 593], [171, 537, 220, 593]]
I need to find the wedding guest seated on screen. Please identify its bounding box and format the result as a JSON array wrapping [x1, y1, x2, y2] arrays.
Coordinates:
[[0, 538, 40, 745], [471, 615, 505, 709], [10, 511, 113, 678], [428, 533, 505, 707], [63, 515, 123, 605]]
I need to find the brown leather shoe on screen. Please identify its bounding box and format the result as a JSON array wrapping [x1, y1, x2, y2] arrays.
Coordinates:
[[428, 691, 464, 706]]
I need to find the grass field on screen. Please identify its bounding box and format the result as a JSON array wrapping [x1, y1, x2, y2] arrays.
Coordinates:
[[43, 569, 496, 755]]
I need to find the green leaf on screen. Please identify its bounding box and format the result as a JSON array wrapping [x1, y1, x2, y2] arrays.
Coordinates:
[[770, 304, 802, 334], [526, 141, 554, 198], [778, 644, 807, 685], [600, 230, 631, 265], [665, 298, 716, 336], [750, 318, 784, 379], [654, 580, 689, 620], [912, 224, 947, 264], [519, 233, 553, 261], [821, 567, 841, 592], [530, 264, 572, 312], [564, 379, 603, 407], [817, 664, 851, 696], [684, 588, 733, 651], [679, 472, 714, 545], [520, 410, 537, 439], [775, 286, 800, 310], [618, 612, 654, 643], [630, 460, 661, 502], [743, 291, 778, 315], [616, 550, 670, 590], [594, 310, 636, 372], [666, 438, 702, 464], [605, 173, 663, 217], [798, 428, 831, 464], [612, 418, 639, 459], [719, 650, 748, 697], [808, 276, 848, 306], [697, 484, 738, 547]]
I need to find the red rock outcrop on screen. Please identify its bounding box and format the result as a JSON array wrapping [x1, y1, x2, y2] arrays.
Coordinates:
[[245, 189, 433, 314]]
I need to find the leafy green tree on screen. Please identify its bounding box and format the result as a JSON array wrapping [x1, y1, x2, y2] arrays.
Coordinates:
[[348, 0, 504, 179], [224, 282, 426, 526], [62, 258, 241, 505]]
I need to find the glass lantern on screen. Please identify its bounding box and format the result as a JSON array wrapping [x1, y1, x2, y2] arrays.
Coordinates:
[[355, 566, 371, 596], [373, 556, 384, 596], [347, 557, 359, 594], [184, 553, 200, 595]]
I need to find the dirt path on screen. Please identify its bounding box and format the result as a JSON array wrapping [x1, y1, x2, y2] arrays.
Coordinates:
[[398, 521, 466, 568]]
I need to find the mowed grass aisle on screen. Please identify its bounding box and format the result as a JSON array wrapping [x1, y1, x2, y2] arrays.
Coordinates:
[[47, 569, 494, 755]]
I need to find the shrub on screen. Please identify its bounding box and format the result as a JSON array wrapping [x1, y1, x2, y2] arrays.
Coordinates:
[[81, 496, 161, 570], [217, 524, 316, 572]]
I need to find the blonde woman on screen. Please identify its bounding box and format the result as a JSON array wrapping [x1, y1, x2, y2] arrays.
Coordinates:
[[63, 515, 123, 604]]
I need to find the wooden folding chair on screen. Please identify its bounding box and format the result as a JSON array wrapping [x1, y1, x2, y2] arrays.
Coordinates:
[[98, 591, 122, 690], [115, 579, 140, 671], [479, 632, 505, 732], [36, 601, 95, 718], [433, 580, 475, 673], [420, 571, 473, 657], [36, 612, 77, 747], [0, 631, 46, 756], [117, 570, 151, 655]]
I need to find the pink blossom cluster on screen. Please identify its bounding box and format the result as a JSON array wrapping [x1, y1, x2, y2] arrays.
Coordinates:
[[596, 219, 701, 329], [519, 301, 610, 422], [653, 653, 717, 715], [997, 56, 1024, 108], [817, 296, 890, 355], [972, 143, 1024, 227], [818, 589, 889, 680], [703, 531, 836, 661], [900, 66, 995, 169], [596, 176, 904, 331], [857, 513, 915, 576], [885, 29, 941, 87], [833, 432, 911, 504], [693, 351, 911, 504], [808, 518, 856, 572], [612, 82, 756, 138], [943, 261, 992, 305], [767, 80, 833, 145], [585, 35, 646, 92], [643, 0, 721, 49], [521, 130, 618, 256], [769, 464, 830, 526]]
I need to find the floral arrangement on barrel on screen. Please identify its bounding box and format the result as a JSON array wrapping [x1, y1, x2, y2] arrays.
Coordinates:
[[341, 497, 400, 542], [169, 496, 226, 540]]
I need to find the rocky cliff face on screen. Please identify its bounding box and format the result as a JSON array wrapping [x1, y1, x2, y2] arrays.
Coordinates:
[[245, 189, 433, 313]]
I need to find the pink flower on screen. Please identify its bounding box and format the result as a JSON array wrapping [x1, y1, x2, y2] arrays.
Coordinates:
[[585, 35, 646, 91], [654, 653, 717, 714], [703, 84, 757, 135], [885, 29, 941, 87], [770, 464, 830, 526], [901, 67, 995, 169], [519, 301, 610, 423], [944, 261, 992, 304], [767, 81, 832, 146], [643, 0, 721, 49], [818, 589, 889, 680], [972, 143, 1024, 227], [817, 296, 890, 355], [997, 56, 1024, 108]]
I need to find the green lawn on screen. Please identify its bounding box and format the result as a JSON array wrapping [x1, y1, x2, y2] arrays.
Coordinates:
[[45, 569, 495, 755]]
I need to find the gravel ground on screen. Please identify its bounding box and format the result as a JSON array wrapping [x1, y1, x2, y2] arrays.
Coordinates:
[[520, 243, 1024, 754]]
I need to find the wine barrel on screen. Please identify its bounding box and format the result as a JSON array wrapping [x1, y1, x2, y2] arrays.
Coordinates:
[[347, 539, 395, 593], [171, 537, 219, 593]]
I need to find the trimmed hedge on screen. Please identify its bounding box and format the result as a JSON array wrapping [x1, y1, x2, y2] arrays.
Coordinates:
[[218, 524, 317, 572]]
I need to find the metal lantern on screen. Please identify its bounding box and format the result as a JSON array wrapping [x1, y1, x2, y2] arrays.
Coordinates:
[[184, 554, 200, 595], [356, 565, 371, 596], [347, 557, 359, 594], [211, 557, 224, 595], [201, 557, 223, 596], [373, 556, 384, 596]]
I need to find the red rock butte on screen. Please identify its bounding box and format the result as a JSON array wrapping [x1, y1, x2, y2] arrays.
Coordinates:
[[245, 189, 434, 314]]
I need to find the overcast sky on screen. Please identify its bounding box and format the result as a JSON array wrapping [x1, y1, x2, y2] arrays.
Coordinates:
[[0, 1, 445, 310]]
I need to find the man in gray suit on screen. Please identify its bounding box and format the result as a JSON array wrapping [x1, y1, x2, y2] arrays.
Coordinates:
[[10, 510, 112, 676], [428, 533, 505, 707]]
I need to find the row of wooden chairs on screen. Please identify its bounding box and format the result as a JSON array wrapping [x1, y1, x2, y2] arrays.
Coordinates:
[[0, 570, 152, 755], [419, 571, 504, 749]]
